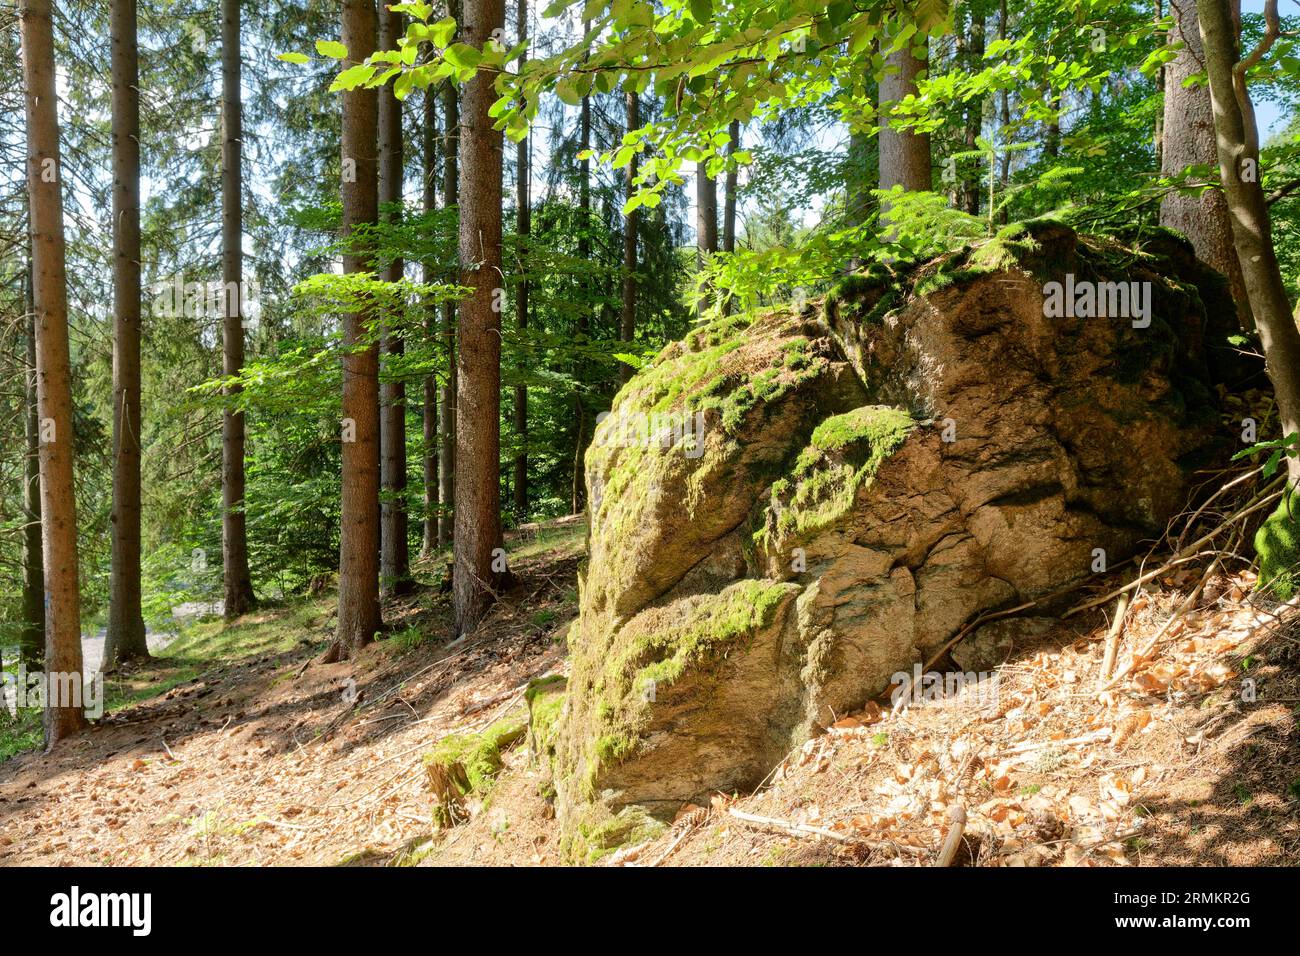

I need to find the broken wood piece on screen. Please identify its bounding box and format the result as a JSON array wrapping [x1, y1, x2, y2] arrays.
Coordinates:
[[934, 805, 967, 867]]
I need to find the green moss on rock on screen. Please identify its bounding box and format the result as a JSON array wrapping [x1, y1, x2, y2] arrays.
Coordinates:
[[762, 405, 916, 546], [525, 675, 567, 765], [567, 578, 800, 799], [563, 805, 667, 864]]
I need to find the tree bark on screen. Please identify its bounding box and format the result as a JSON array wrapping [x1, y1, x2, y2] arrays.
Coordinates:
[[221, 0, 255, 619], [438, 26, 460, 550], [1199, 0, 1300, 482], [722, 119, 738, 254], [1160, 0, 1253, 329], [512, 0, 530, 517], [695, 158, 718, 314], [20, 0, 89, 746], [327, 0, 382, 661], [105, 0, 149, 668], [572, 26, 592, 515], [962, 6, 985, 214], [879, 37, 931, 196], [453, 0, 506, 634], [421, 81, 440, 558], [21, 258, 44, 667], [378, 3, 411, 595], [618, 91, 640, 387]]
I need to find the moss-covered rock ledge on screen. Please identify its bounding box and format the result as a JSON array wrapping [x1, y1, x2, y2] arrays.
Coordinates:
[[552, 221, 1237, 856]]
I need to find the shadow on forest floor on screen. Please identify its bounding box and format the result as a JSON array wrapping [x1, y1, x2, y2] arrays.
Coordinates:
[[0, 521, 584, 866]]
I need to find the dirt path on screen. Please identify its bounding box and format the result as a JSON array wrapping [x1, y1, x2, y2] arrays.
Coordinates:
[[0, 540, 578, 866]]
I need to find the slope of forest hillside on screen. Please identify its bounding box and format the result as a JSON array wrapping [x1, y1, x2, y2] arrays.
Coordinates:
[[7, 0, 1300, 898], [0, 526, 581, 865], [4, 518, 1295, 868]]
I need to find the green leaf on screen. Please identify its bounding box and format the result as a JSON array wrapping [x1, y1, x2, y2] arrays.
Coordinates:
[[689, 0, 713, 25], [276, 52, 310, 65], [430, 17, 457, 48], [329, 63, 377, 92], [444, 42, 482, 70], [316, 39, 348, 59]]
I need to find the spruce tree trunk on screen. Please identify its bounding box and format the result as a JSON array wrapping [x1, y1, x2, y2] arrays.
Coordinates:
[[453, 0, 506, 634], [221, 0, 255, 619], [438, 41, 460, 550], [1160, 0, 1253, 329], [572, 32, 592, 515], [618, 91, 640, 387], [879, 38, 931, 197], [378, 3, 411, 595], [1198, 0, 1300, 483], [20, 0, 88, 746], [327, 0, 382, 661], [21, 263, 44, 667], [421, 82, 439, 558], [512, 0, 530, 517], [105, 0, 149, 668]]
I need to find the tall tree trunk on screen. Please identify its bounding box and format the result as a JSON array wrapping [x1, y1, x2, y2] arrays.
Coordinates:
[[421, 82, 440, 557], [996, 2, 1010, 221], [1153, 0, 1165, 172], [512, 0, 530, 516], [618, 91, 640, 387], [378, 3, 411, 595], [1199, 0, 1300, 482], [105, 0, 149, 668], [21, 259, 44, 667], [962, 7, 986, 214], [572, 24, 592, 515], [326, 0, 382, 661], [221, 0, 255, 619], [438, 29, 460, 549], [879, 37, 932, 197], [723, 119, 738, 253], [20, 0, 88, 746], [695, 159, 718, 314], [1161, 0, 1253, 329], [453, 0, 506, 634]]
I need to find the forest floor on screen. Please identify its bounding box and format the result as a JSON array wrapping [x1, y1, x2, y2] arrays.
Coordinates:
[[1, 521, 1298, 866]]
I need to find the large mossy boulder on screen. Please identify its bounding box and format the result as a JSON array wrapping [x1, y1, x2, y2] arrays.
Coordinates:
[[554, 221, 1237, 847]]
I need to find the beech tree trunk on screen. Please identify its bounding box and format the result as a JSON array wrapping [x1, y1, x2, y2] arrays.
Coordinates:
[[221, 0, 255, 619], [1160, 0, 1253, 330], [453, 0, 506, 634], [20, 0, 88, 746], [421, 82, 439, 558], [327, 0, 382, 661], [512, 0, 530, 516], [695, 158, 718, 314], [1199, 0, 1300, 483], [438, 44, 459, 549], [618, 91, 640, 387], [961, 6, 985, 214], [105, 0, 149, 668], [722, 120, 738, 254], [378, 3, 411, 595]]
